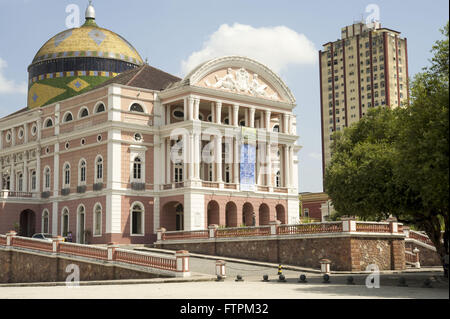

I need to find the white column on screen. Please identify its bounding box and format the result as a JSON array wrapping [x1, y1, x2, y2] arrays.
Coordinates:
[[194, 98, 200, 121], [228, 106, 232, 125], [211, 102, 215, 122], [166, 138, 171, 184], [166, 105, 171, 125], [24, 124, 28, 144], [249, 107, 255, 128], [284, 145, 290, 188], [233, 138, 239, 184], [188, 96, 194, 121], [188, 133, 194, 180], [266, 142, 272, 187], [233, 104, 239, 127], [183, 98, 188, 121], [0, 130, 3, 150], [11, 127, 16, 146], [265, 111, 271, 132], [36, 149, 41, 194], [37, 119, 42, 140], [194, 133, 200, 179], [216, 101, 222, 124], [215, 135, 222, 182], [23, 158, 28, 192], [283, 114, 289, 134], [244, 108, 249, 127]]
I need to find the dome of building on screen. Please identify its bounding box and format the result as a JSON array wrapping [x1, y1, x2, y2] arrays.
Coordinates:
[[27, 2, 144, 108]]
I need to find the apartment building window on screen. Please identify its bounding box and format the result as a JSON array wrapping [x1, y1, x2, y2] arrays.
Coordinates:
[[95, 156, 103, 182], [44, 167, 51, 190], [93, 204, 102, 236], [131, 203, 144, 235], [79, 159, 86, 185], [17, 173, 23, 192], [63, 163, 70, 187], [133, 157, 142, 181], [30, 170, 36, 191]]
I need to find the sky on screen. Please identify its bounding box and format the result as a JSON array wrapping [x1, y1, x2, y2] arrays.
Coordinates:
[[0, 0, 448, 193]]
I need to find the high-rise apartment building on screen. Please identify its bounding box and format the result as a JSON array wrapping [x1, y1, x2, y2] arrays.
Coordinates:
[[319, 21, 409, 177]]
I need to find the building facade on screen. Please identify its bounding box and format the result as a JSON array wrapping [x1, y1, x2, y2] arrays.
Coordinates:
[[0, 5, 301, 244], [319, 21, 409, 174]]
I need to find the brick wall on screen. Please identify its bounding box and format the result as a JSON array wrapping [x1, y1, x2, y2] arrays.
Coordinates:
[[156, 235, 406, 271], [0, 249, 163, 284]]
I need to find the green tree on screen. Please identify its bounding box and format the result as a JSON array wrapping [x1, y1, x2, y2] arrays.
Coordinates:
[[324, 23, 449, 267]]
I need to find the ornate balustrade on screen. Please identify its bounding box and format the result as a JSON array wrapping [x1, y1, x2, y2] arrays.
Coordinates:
[[157, 220, 404, 242], [115, 248, 176, 271], [355, 222, 391, 233]]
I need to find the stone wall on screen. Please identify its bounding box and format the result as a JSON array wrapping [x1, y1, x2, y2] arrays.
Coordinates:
[[405, 241, 442, 267], [156, 235, 406, 271], [0, 249, 164, 284]]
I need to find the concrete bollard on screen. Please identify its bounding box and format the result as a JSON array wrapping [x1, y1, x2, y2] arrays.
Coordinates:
[[215, 260, 226, 279], [320, 259, 331, 274], [413, 248, 421, 269]]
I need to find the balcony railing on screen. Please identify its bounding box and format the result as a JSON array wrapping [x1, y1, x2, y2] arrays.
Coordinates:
[[1, 190, 38, 199]]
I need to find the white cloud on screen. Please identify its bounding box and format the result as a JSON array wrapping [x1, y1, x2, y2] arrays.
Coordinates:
[[0, 57, 27, 95], [181, 23, 317, 75]]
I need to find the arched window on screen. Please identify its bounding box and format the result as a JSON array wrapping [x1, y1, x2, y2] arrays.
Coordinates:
[[223, 117, 229, 125], [176, 204, 184, 231], [2, 175, 10, 190], [95, 156, 103, 182], [95, 103, 105, 113], [131, 203, 144, 235], [42, 210, 49, 233], [17, 173, 23, 192], [273, 125, 280, 132], [133, 157, 142, 180], [79, 107, 89, 118], [63, 163, 70, 186], [207, 114, 213, 122], [93, 204, 102, 236], [130, 103, 144, 113], [79, 160, 86, 184], [239, 120, 246, 127], [63, 112, 73, 123], [61, 208, 69, 237], [44, 167, 51, 190], [30, 170, 36, 191], [45, 118, 53, 128], [276, 171, 281, 188]]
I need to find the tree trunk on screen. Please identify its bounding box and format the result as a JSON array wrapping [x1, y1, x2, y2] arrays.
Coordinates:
[[422, 215, 449, 275]]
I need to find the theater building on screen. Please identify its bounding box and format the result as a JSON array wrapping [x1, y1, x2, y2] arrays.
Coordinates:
[[0, 4, 301, 244]]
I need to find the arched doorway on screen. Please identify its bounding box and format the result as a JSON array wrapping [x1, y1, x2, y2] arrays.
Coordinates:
[[19, 210, 36, 237], [242, 203, 254, 227], [161, 201, 184, 231], [207, 201, 220, 226], [225, 202, 237, 227], [276, 204, 286, 224], [259, 204, 270, 225]]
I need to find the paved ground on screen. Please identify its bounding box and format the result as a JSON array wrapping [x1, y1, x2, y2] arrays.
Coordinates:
[[0, 246, 447, 299], [0, 277, 448, 299]]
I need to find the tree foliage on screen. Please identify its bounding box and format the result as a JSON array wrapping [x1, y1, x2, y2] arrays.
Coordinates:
[[324, 23, 449, 263]]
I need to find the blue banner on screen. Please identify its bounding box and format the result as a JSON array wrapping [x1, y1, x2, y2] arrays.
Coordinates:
[[240, 143, 256, 191]]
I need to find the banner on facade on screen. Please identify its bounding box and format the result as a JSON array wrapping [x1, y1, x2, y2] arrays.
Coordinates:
[[240, 141, 256, 192]]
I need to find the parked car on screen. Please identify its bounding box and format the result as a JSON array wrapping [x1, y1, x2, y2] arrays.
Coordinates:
[[31, 233, 63, 242]]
